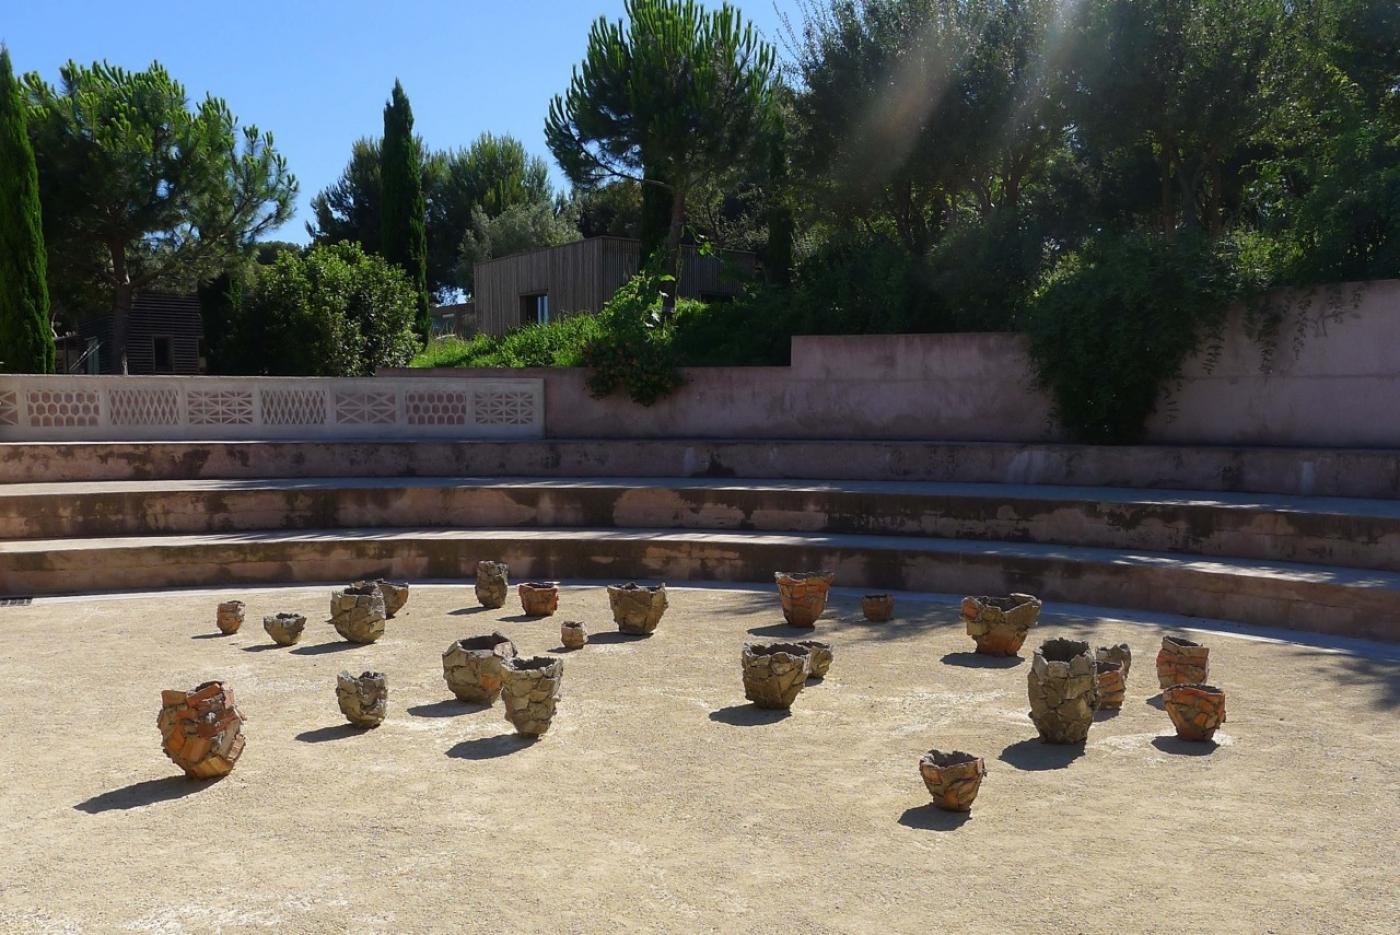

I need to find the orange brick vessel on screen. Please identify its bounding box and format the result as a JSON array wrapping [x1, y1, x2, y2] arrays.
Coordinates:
[[157, 681, 246, 779], [918, 750, 987, 812], [1163, 683, 1227, 741]]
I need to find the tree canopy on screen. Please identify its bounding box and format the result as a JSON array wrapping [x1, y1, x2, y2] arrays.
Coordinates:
[[24, 60, 295, 372], [380, 80, 430, 341]]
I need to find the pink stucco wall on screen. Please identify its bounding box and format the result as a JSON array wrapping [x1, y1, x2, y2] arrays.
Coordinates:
[[391, 279, 1400, 446]]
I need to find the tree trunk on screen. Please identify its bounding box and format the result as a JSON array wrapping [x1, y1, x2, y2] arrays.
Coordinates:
[[661, 188, 686, 318], [109, 242, 131, 375]]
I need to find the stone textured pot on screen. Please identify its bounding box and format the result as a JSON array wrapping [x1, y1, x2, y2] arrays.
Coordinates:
[[1027, 638, 1100, 744], [336, 671, 388, 728], [1095, 661, 1127, 710], [158, 681, 246, 779], [331, 582, 386, 643], [216, 600, 245, 635], [500, 655, 564, 737], [475, 561, 509, 609], [374, 579, 410, 618], [918, 749, 987, 812], [518, 581, 560, 617], [774, 571, 835, 628], [1156, 636, 1210, 689], [560, 621, 588, 650], [442, 632, 517, 704], [263, 612, 307, 646], [741, 642, 812, 709], [1097, 643, 1132, 678], [1163, 683, 1227, 741], [795, 640, 833, 679], [962, 593, 1042, 656], [608, 582, 669, 634], [862, 593, 895, 622]]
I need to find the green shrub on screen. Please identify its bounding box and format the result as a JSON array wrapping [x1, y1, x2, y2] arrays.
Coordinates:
[[1025, 232, 1244, 444], [581, 264, 685, 406]]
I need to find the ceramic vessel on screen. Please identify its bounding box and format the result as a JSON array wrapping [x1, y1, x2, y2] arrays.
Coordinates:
[[1027, 638, 1100, 744], [1163, 683, 1227, 741], [962, 593, 1042, 656], [330, 582, 386, 644], [795, 640, 833, 679], [774, 571, 835, 628], [607, 582, 669, 634], [475, 561, 509, 609], [518, 581, 560, 617], [560, 621, 588, 650], [216, 600, 245, 635], [263, 612, 307, 646], [861, 593, 895, 622], [500, 655, 564, 737], [741, 642, 812, 709], [157, 681, 246, 779], [442, 631, 517, 704], [336, 671, 388, 728], [918, 750, 987, 812], [1156, 636, 1210, 689]]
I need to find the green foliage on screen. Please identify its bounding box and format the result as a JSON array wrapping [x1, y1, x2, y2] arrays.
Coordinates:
[[311, 131, 564, 300], [232, 243, 418, 376], [546, 0, 780, 291], [379, 81, 430, 340], [1025, 233, 1245, 443], [580, 265, 687, 404], [0, 47, 54, 373], [24, 59, 295, 370], [455, 201, 581, 292], [412, 315, 603, 369]]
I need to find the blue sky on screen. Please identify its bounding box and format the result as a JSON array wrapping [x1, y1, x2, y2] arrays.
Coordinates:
[[4, 0, 803, 242]]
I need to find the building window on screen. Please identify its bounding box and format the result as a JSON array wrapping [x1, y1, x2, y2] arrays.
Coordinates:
[[152, 336, 175, 373], [520, 292, 549, 325]]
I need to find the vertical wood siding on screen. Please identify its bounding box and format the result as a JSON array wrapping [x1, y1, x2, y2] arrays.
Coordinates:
[[474, 237, 756, 336]]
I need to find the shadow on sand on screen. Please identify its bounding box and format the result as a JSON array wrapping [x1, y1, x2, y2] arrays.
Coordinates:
[[295, 724, 363, 743], [75, 776, 216, 813], [708, 704, 791, 726], [447, 734, 534, 760], [897, 804, 971, 831], [998, 737, 1085, 771], [940, 651, 1023, 669]]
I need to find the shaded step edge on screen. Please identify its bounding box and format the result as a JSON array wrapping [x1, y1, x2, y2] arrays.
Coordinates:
[[3, 439, 1400, 499], [1, 528, 1394, 643]]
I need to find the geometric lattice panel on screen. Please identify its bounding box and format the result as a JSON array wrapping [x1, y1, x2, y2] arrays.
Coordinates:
[[405, 390, 469, 425], [0, 390, 16, 426], [25, 389, 100, 428], [109, 387, 180, 426], [473, 390, 536, 426], [335, 390, 398, 425], [188, 390, 254, 425], [261, 388, 327, 425]]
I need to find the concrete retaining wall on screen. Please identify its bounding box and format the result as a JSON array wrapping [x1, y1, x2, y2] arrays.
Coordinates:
[[393, 279, 1400, 447]]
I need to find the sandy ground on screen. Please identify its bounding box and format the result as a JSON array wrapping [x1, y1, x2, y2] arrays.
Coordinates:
[[0, 583, 1396, 935]]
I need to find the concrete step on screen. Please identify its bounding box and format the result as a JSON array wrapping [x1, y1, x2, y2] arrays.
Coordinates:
[[4, 439, 1399, 498], [4, 476, 1400, 572], [1, 527, 1395, 642]]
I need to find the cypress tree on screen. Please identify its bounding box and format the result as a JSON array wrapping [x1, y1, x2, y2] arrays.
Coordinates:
[[0, 46, 55, 373], [379, 80, 429, 342]]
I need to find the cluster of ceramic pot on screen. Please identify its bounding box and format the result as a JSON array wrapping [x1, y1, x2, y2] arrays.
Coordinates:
[[1156, 636, 1225, 741]]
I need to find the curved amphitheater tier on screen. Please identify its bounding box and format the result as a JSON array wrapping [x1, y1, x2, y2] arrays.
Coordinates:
[[2, 439, 1397, 641]]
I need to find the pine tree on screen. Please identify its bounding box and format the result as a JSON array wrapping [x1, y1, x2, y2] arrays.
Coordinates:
[[0, 46, 55, 373], [379, 80, 429, 342]]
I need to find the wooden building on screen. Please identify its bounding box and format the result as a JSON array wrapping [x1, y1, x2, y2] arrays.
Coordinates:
[[78, 292, 205, 375], [473, 236, 755, 336]]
